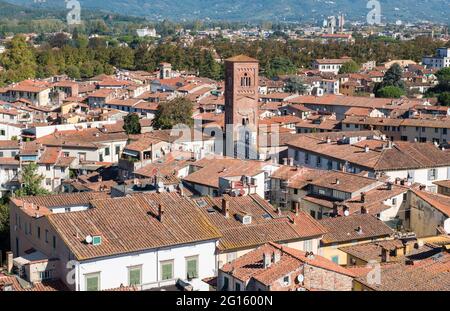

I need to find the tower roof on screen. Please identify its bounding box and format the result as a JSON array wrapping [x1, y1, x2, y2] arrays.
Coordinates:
[[225, 55, 259, 63]]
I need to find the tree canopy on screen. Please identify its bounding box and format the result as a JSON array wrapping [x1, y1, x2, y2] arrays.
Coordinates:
[[15, 162, 49, 197], [153, 97, 194, 130], [338, 60, 360, 74], [375, 63, 405, 97], [123, 113, 142, 135], [376, 86, 406, 98], [284, 76, 308, 94]]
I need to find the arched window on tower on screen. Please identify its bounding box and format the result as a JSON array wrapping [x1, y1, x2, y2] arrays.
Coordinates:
[[241, 73, 251, 87]]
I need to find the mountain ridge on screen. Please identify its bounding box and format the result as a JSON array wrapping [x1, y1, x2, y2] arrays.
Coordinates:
[[3, 0, 450, 23]]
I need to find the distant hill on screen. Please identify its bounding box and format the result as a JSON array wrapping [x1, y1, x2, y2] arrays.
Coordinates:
[[4, 0, 450, 23]]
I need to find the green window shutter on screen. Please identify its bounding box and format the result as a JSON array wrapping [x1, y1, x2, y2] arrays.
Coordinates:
[[129, 268, 141, 285], [187, 258, 198, 279], [86, 275, 99, 291], [162, 263, 173, 280]]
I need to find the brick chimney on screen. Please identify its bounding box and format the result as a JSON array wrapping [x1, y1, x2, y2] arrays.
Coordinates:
[[158, 204, 164, 222], [263, 253, 271, 269], [294, 202, 300, 216], [222, 198, 230, 218], [381, 248, 390, 263], [361, 192, 366, 203], [288, 158, 294, 166], [6, 251, 13, 274], [272, 251, 281, 264]]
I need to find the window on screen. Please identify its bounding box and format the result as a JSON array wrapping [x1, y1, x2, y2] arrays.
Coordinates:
[[128, 266, 142, 286], [235, 282, 241, 291], [63, 152, 70, 157], [0, 129, 5, 136], [226, 252, 237, 263], [304, 240, 313, 252], [305, 153, 309, 164], [46, 178, 51, 186], [392, 198, 397, 206], [160, 260, 174, 281], [85, 273, 100, 291], [316, 157, 321, 167], [39, 270, 53, 281], [294, 150, 299, 161], [0, 152, 3, 157], [46, 165, 51, 171], [186, 256, 198, 279], [52, 236, 56, 249], [444, 128, 448, 135], [99, 154, 104, 162], [115, 145, 121, 155], [37, 227, 41, 239], [105, 147, 110, 156], [310, 210, 316, 219], [283, 276, 290, 286], [428, 169, 437, 181], [222, 276, 229, 291], [45, 230, 49, 243]]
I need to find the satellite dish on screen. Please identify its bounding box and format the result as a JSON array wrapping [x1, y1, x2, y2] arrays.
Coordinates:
[[297, 274, 304, 283], [344, 210, 350, 217], [444, 218, 450, 234], [85, 235, 93, 244]]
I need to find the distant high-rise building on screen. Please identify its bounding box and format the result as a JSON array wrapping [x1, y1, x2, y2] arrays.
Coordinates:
[[338, 13, 345, 32]]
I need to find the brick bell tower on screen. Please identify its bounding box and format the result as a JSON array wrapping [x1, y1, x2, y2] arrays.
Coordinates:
[[224, 55, 259, 159]]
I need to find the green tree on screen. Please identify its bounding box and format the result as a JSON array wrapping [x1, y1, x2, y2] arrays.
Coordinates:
[[65, 65, 81, 79], [0, 204, 9, 254], [0, 35, 37, 83], [15, 163, 49, 197], [110, 46, 135, 70], [338, 60, 360, 74], [435, 67, 450, 92], [153, 97, 194, 130], [438, 92, 450, 106], [381, 63, 405, 89], [375, 63, 405, 97], [265, 57, 297, 78], [284, 76, 308, 94], [123, 113, 141, 135], [376, 86, 406, 98]]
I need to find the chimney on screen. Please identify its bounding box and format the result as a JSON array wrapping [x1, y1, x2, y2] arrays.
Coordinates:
[[277, 207, 282, 216], [360, 192, 366, 203], [335, 178, 340, 185], [356, 226, 363, 235], [364, 145, 370, 153], [283, 158, 288, 166], [263, 253, 271, 269], [158, 204, 164, 222], [360, 206, 368, 214], [222, 198, 230, 218], [288, 158, 294, 166], [6, 251, 13, 274], [294, 202, 300, 216], [381, 248, 390, 263], [326, 136, 331, 144], [272, 251, 281, 264], [387, 182, 393, 190]]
